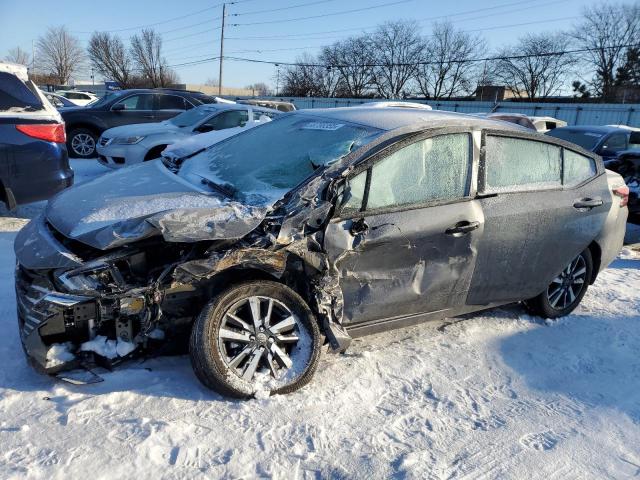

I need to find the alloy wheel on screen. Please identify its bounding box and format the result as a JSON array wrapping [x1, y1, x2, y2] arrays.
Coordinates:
[[217, 295, 305, 382], [546, 254, 588, 310], [71, 133, 95, 156]]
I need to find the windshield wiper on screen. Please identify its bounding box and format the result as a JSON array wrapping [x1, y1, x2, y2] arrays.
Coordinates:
[[194, 174, 236, 198]]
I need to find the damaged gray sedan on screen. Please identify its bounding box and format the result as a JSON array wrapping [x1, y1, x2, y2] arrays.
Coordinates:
[[14, 108, 628, 398]]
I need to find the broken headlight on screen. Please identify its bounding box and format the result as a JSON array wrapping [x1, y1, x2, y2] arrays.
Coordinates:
[[56, 261, 115, 294]]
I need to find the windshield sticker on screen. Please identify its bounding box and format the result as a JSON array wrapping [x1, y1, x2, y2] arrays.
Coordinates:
[[300, 122, 345, 131]]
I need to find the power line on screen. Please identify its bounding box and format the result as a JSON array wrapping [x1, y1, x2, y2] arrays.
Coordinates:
[[222, 42, 640, 68], [230, 0, 416, 26], [72, 3, 225, 34], [224, 15, 578, 43], [159, 18, 221, 36], [164, 27, 222, 44], [231, 0, 341, 16], [70, 0, 259, 34], [226, 0, 557, 36]]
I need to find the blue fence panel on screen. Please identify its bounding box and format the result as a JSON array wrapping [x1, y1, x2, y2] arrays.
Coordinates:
[[266, 97, 640, 127]]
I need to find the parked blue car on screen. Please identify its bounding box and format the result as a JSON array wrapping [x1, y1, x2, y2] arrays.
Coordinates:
[[0, 62, 73, 209], [546, 125, 640, 161]]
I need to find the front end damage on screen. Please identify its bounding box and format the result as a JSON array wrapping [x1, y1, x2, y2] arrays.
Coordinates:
[[14, 178, 353, 382]]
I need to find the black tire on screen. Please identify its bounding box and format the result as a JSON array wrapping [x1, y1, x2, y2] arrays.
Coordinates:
[[189, 280, 322, 399], [525, 249, 593, 319], [67, 127, 97, 158]]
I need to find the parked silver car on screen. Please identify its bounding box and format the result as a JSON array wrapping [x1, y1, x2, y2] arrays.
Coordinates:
[[14, 108, 628, 398], [96, 103, 280, 168]]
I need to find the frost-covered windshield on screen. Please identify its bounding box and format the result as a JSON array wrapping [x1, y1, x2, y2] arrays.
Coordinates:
[[546, 129, 604, 150], [169, 106, 218, 127], [178, 114, 382, 201]]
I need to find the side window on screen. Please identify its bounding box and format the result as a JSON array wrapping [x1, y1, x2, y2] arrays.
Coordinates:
[[563, 150, 597, 187], [201, 110, 249, 131], [600, 133, 627, 153], [341, 170, 367, 213], [114, 94, 153, 110], [484, 136, 561, 193], [628, 132, 640, 151], [157, 94, 187, 111], [366, 133, 471, 210]]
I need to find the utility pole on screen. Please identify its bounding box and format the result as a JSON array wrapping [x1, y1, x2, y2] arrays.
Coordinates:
[[218, 3, 226, 96]]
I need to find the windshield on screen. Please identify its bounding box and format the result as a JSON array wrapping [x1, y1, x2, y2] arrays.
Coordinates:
[[87, 92, 115, 108], [546, 129, 604, 150], [169, 106, 217, 127], [178, 113, 382, 202]]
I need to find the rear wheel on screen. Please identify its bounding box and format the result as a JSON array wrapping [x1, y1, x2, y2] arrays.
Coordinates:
[[525, 249, 593, 318], [189, 281, 322, 398], [68, 128, 97, 158]]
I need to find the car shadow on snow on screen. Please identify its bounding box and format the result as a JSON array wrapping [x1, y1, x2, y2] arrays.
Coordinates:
[[498, 258, 640, 423]]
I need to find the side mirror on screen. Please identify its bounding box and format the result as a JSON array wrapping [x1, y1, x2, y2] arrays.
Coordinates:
[[112, 103, 125, 111]]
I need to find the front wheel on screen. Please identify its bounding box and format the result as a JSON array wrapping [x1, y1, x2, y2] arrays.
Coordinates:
[[189, 281, 322, 398], [68, 128, 97, 158], [525, 249, 593, 318]]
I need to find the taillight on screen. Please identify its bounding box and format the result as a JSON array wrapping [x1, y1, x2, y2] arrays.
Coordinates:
[[613, 185, 629, 207], [16, 123, 66, 143]]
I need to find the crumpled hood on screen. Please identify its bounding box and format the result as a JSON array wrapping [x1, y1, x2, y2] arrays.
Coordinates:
[[45, 161, 269, 250], [102, 121, 181, 139]]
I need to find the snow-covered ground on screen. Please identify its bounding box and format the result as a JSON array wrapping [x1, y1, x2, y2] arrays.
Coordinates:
[[1, 160, 640, 479]]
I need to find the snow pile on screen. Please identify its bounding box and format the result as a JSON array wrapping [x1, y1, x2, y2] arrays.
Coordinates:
[[45, 343, 75, 368], [80, 335, 136, 359]]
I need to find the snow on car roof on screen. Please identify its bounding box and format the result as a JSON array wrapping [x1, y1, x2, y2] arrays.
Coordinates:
[[295, 107, 528, 132]]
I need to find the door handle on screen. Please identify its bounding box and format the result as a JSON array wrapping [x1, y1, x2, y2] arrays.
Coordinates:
[[445, 220, 480, 236], [349, 218, 369, 236], [143, 114, 154, 119], [573, 197, 603, 209]]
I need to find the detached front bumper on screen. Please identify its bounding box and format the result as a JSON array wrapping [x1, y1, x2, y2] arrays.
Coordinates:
[[15, 264, 97, 373]]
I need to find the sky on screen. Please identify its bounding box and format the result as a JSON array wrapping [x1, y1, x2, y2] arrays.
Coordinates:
[[0, 0, 605, 89]]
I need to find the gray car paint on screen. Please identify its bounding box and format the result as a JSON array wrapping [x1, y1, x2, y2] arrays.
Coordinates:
[[12, 107, 627, 375]]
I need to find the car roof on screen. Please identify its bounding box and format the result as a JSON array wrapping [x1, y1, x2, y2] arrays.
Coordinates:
[[554, 125, 630, 134], [193, 103, 279, 114], [293, 107, 528, 132]]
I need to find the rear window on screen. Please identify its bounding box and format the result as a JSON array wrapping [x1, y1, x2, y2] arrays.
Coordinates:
[[546, 129, 604, 150], [0, 72, 43, 111], [563, 150, 597, 186]]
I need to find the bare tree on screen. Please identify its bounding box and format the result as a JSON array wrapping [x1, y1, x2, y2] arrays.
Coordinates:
[[246, 82, 271, 96], [36, 26, 84, 84], [87, 32, 133, 88], [130, 29, 176, 87], [494, 33, 577, 100], [280, 53, 326, 96], [322, 37, 375, 97], [5, 46, 30, 66], [415, 22, 485, 99], [370, 20, 425, 98], [205, 77, 219, 87], [572, 2, 640, 100]]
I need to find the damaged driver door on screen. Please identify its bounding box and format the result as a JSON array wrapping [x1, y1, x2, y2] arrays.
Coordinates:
[[324, 131, 484, 327]]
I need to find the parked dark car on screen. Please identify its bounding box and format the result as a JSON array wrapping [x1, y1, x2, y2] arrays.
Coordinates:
[[15, 108, 627, 398], [0, 63, 73, 209], [546, 125, 640, 161], [60, 88, 216, 158], [604, 149, 640, 214]]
